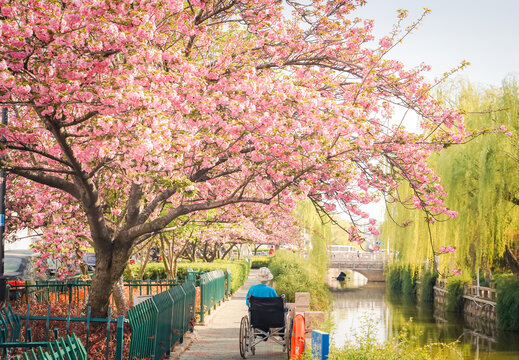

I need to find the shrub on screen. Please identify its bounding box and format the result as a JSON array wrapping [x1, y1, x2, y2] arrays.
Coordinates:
[[445, 275, 469, 313], [269, 250, 331, 310], [124, 262, 168, 280], [496, 275, 519, 330], [301, 316, 462, 360], [250, 256, 270, 269], [123, 260, 250, 294], [386, 265, 416, 296], [386, 266, 402, 294], [176, 260, 250, 293], [492, 272, 515, 289], [419, 271, 437, 303], [401, 266, 417, 296]]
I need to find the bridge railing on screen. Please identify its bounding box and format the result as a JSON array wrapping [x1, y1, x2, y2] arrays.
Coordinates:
[[329, 251, 386, 262], [330, 261, 385, 271]]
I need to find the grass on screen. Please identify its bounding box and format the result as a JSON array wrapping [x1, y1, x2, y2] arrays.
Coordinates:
[[301, 315, 462, 360]]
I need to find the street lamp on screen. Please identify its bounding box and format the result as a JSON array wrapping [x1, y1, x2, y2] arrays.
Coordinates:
[[0, 107, 7, 304]]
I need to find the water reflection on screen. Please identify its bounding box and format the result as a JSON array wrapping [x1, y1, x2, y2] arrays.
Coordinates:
[[327, 269, 519, 360]]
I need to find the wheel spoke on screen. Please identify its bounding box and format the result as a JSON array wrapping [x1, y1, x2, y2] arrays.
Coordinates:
[[240, 316, 250, 359]]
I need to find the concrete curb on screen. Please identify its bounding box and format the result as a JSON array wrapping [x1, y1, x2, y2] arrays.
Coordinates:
[[169, 332, 198, 360]]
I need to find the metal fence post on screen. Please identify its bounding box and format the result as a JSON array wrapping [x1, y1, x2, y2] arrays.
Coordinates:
[[187, 268, 196, 283], [199, 275, 205, 323], [115, 315, 125, 360], [68, 283, 72, 304], [225, 268, 231, 297]]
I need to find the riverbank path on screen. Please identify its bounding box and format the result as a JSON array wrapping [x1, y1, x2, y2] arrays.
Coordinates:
[[177, 269, 287, 360]]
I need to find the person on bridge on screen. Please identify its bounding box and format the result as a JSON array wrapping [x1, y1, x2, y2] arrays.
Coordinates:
[[246, 267, 277, 306]]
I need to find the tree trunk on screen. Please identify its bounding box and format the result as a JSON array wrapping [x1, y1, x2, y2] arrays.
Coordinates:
[[187, 239, 198, 262], [160, 234, 173, 278], [87, 244, 130, 318], [504, 245, 519, 274], [202, 242, 209, 262], [182, 242, 194, 262], [112, 276, 128, 315], [221, 244, 235, 259], [173, 256, 178, 279], [204, 243, 216, 262], [138, 242, 153, 279], [211, 243, 219, 262], [88, 268, 115, 317], [125, 263, 135, 280]]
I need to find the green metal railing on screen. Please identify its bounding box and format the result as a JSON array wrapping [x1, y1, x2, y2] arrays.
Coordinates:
[[169, 285, 185, 348], [125, 279, 182, 303], [2, 270, 229, 359], [7, 278, 182, 305], [127, 281, 196, 360], [0, 303, 125, 360], [0, 305, 22, 344], [11, 334, 87, 360], [184, 268, 231, 298], [22, 305, 125, 360], [127, 296, 158, 359], [198, 270, 226, 323], [180, 281, 196, 334], [225, 268, 231, 297]]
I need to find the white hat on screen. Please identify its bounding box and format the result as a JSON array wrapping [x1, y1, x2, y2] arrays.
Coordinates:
[[257, 267, 273, 281]]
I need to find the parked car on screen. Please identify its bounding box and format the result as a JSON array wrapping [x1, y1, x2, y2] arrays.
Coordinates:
[[4, 249, 46, 300], [83, 252, 96, 271]]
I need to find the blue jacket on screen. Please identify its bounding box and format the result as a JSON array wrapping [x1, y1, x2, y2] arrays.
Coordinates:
[[246, 284, 278, 306]]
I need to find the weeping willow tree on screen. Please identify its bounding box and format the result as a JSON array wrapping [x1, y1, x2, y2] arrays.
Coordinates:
[[294, 199, 354, 271], [295, 199, 333, 271], [382, 78, 519, 277]]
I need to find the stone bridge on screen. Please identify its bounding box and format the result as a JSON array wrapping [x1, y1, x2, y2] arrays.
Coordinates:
[[328, 251, 386, 282]]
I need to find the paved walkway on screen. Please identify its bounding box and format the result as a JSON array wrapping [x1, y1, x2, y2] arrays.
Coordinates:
[[177, 269, 287, 360]]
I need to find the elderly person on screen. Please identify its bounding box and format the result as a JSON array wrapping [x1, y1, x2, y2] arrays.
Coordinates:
[[245, 267, 277, 306]]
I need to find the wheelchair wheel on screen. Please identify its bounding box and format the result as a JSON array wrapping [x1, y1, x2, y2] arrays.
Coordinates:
[[250, 327, 256, 355], [285, 317, 293, 359], [239, 315, 250, 358]]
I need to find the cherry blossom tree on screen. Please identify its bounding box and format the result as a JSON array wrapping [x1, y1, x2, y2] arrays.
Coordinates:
[[0, 0, 496, 316], [155, 204, 302, 272]]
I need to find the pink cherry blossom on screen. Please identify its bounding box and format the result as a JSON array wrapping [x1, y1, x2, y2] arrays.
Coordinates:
[[0, 0, 495, 316], [452, 269, 462, 276]]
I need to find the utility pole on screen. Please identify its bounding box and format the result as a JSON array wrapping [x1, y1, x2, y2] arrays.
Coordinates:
[[0, 107, 7, 304]]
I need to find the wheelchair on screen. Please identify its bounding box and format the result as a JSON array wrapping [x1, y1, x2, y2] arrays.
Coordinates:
[[239, 295, 292, 359]]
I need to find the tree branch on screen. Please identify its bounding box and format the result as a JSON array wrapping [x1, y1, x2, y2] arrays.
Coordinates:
[[62, 111, 99, 128], [8, 168, 80, 199], [6, 143, 72, 167]]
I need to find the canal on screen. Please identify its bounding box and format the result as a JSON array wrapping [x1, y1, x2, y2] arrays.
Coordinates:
[[327, 271, 519, 360]]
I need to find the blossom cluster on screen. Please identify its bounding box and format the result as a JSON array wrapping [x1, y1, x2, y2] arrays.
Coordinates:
[[439, 245, 456, 254]]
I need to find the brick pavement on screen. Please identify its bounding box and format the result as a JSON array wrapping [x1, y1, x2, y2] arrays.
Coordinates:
[[176, 269, 288, 360]]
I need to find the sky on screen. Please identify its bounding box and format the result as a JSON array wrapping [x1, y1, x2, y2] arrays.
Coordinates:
[[353, 0, 519, 87], [351, 0, 519, 221]]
